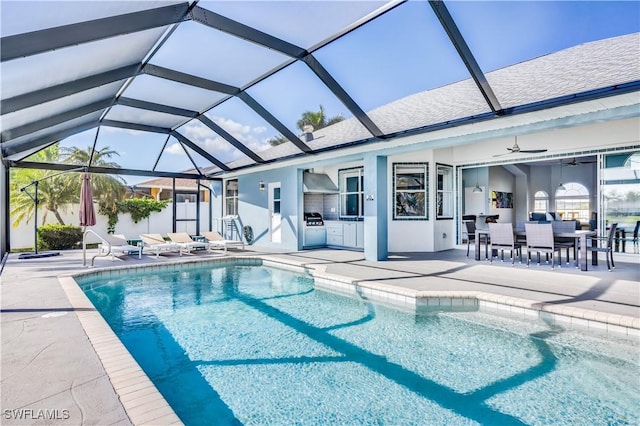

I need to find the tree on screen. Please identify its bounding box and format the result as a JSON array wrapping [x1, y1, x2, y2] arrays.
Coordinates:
[[296, 105, 344, 131], [268, 105, 344, 146], [60, 146, 127, 228], [60, 145, 126, 207], [10, 145, 126, 227], [10, 145, 79, 226]]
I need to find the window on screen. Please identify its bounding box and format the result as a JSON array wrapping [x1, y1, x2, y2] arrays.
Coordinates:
[[272, 186, 281, 214], [393, 163, 428, 220], [436, 163, 453, 219], [534, 191, 549, 212], [225, 179, 238, 216], [175, 193, 197, 203], [338, 167, 364, 219], [555, 182, 589, 222]]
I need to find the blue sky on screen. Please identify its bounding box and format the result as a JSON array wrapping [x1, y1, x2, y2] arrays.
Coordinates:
[[3, 0, 639, 184]]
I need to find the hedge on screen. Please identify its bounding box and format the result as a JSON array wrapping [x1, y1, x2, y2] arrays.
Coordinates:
[[37, 224, 83, 250]]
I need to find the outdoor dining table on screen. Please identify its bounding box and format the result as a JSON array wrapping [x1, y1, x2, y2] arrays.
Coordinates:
[[475, 228, 597, 271]]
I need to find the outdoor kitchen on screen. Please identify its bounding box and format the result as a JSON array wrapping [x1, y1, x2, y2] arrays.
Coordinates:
[[302, 171, 364, 250]]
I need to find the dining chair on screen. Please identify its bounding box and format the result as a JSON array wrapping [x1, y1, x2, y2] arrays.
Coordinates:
[[524, 223, 563, 269], [488, 223, 522, 265], [552, 220, 578, 265], [590, 223, 618, 271], [630, 220, 640, 253], [464, 220, 476, 258], [464, 220, 490, 259]]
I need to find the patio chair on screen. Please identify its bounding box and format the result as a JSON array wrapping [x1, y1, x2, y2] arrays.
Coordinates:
[[623, 220, 640, 254], [98, 234, 140, 261], [167, 232, 211, 254], [488, 223, 522, 265], [590, 223, 617, 271], [139, 233, 182, 258], [524, 223, 562, 269], [464, 220, 490, 259], [202, 231, 245, 253], [552, 220, 578, 265], [464, 220, 475, 258]]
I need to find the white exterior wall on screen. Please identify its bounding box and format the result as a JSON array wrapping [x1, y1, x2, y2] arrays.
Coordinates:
[[10, 202, 212, 249], [488, 166, 516, 224], [387, 150, 434, 252]]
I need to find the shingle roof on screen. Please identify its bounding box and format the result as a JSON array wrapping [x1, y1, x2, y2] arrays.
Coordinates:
[[226, 33, 639, 171]]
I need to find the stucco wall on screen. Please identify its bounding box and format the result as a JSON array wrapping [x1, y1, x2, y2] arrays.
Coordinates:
[[236, 167, 300, 251], [10, 202, 213, 250], [488, 166, 516, 224], [387, 151, 434, 252]]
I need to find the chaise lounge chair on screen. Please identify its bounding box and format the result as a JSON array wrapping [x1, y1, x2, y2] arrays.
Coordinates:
[[98, 234, 140, 261], [202, 231, 245, 253], [139, 234, 182, 258], [167, 232, 211, 254]]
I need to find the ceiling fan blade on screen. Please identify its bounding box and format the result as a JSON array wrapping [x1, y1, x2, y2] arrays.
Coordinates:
[[519, 149, 548, 153]]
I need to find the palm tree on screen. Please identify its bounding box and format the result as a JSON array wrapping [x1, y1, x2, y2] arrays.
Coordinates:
[[60, 146, 127, 210], [268, 105, 344, 146], [10, 145, 127, 227], [10, 145, 79, 226], [296, 105, 344, 131]]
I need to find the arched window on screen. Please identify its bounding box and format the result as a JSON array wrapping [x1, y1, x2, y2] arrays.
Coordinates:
[[555, 182, 589, 222], [534, 191, 549, 212]]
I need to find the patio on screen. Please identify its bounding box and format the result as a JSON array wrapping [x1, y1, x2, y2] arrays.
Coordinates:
[[1, 246, 638, 424]]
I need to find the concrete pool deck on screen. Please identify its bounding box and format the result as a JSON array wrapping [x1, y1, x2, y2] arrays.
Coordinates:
[[1, 247, 638, 425]]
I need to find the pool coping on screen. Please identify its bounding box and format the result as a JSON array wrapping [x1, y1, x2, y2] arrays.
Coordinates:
[[58, 255, 639, 425]]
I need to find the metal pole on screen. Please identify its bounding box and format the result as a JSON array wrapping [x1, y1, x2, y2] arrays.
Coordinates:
[[3, 162, 10, 254], [33, 181, 38, 254], [195, 178, 201, 236], [172, 178, 176, 233]]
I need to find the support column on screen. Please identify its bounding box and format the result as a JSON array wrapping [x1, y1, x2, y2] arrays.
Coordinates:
[[1, 160, 9, 256], [363, 155, 388, 261]]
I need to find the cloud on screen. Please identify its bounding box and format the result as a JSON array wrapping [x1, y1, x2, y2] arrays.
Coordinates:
[[179, 118, 273, 163], [165, 142, 185, 155]]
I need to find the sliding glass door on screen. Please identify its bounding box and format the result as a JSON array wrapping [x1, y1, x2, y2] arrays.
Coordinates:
[[599, 151, 639, 252]]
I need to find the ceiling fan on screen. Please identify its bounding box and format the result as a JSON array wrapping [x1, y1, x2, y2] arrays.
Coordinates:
[[493, 136, 548, 157], [563, 157, 596, 166]]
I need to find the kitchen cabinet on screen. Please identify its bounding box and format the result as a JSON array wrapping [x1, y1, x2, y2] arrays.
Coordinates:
[[325, 222, 343, 246], [325, 221, 363, 249], [343, 223, 357, 247]]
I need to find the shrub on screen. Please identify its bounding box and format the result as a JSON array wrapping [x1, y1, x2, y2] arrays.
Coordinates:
[[37, 224, 83, 250], [117, 198, 170, 223], [98, 198, 169, 234]]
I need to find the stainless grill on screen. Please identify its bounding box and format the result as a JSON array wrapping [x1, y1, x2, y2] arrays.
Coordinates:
[[304, 212, 324, 227]]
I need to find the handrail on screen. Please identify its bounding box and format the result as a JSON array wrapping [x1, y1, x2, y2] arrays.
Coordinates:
[[83, 229, 110, 267], [0, 252, 8, 276]]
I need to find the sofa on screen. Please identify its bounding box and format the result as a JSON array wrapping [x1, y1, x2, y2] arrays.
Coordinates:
[[529, 211, 560, 222], [529, 212, 581, 230]]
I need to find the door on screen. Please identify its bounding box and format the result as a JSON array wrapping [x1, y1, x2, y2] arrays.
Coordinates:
[[173, 190, 200, 235], [269, 182, 281, 243]]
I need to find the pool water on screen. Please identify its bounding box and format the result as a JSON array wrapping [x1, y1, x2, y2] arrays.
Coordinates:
[[78, 265, 640, 425]]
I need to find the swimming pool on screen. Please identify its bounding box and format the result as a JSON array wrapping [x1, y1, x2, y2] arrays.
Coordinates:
[[77, 262, 639, 425]]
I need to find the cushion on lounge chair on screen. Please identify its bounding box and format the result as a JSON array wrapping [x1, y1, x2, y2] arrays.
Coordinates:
[[139, 234, 182, 258], [202, 231, 244, 251], [98, 234, 139, 261], [167, 232, 210, 253]]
